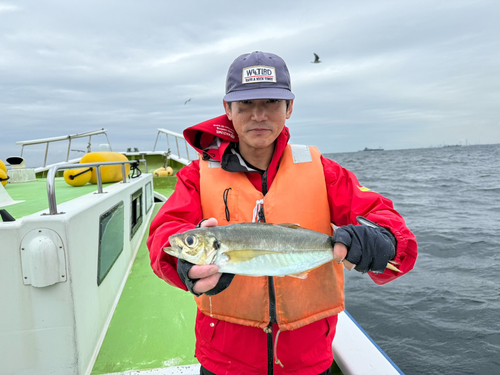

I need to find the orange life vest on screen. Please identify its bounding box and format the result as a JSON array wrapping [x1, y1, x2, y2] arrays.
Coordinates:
[[197, 144, 345, 331]]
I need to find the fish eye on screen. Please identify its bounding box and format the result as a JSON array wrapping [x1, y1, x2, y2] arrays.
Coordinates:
[[185, 235, 198, 248]]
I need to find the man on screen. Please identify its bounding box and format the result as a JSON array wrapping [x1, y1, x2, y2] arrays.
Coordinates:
[[147, 51, 418, 375]]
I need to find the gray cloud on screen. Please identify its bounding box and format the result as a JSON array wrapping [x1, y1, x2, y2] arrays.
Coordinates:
[[1, 0, 499, 165]]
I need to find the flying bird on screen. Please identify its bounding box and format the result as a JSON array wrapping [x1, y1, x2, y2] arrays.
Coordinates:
[[184, 98, 192, 105], [312, 53, 321, 63]]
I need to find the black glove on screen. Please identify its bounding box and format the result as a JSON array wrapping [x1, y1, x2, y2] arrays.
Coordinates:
[[331, 216, 397, 273], [176, 260, 235, 296]]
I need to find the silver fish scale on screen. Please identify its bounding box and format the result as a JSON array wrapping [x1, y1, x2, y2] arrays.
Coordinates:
[[210, 223, 331, 253], [216, 250, 334, 277], [205, 223, 334, 277]]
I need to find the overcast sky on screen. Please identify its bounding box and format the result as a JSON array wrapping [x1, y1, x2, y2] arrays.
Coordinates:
[[1, 0, 499, 165]]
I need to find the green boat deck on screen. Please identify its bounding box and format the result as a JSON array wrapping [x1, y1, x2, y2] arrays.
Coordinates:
[[3, 174, 178, 220], [91, 202, 200, 374], [4, 178, 113, 219]]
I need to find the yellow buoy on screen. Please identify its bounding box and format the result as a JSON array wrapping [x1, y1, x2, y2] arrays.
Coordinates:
[[153, 167, 166, 177], [64, 167, 92, 187], [153, 166, 174, 177], [80, 152, 130, 184], [0, 160, 6, 174], [0, 169, 8, 187]]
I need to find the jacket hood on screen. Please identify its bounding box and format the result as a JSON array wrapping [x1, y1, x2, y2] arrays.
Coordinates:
[[183, 115, 236, 161], [183, 114, 290, 164]]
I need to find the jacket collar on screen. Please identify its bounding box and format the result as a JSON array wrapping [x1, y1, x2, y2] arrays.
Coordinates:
[[183, 114, 290, 174]]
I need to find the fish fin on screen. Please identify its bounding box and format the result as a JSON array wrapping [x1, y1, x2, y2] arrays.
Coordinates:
[[163, 247, 174, 255], [386, 263, 402, 273], [224, 249, 277, 263], [276, 223, 301, 229], [288, 262, 326, 278], [287, 270, 310, 279]]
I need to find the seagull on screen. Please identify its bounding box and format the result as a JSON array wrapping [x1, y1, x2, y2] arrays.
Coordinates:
[[184, 98, 192, 105], [312, 53, 321, 63]]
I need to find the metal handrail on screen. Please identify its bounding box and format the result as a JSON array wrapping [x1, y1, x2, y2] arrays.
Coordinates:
[[45, 160, 138, 215], [16, 129, 111, 168], [154, 128, 191, 161]]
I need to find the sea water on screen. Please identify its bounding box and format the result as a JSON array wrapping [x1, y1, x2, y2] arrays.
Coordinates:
[[324, 144, 500, 375]]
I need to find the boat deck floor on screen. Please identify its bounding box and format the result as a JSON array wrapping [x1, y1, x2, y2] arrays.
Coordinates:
[[91, 202, 199, 374], [4, 178, 115, 219], [4, 175, 177, 220]]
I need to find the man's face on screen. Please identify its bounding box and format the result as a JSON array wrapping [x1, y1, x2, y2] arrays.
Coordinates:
[[224, 99, 294, 153]]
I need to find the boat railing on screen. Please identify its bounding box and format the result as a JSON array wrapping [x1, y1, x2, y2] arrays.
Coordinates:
[[45, 160, 139, 215], [153, 128, 193, 165], [16, 129, 111, 170]]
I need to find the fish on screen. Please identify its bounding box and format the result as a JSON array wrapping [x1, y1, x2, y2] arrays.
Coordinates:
[[164, 223, 401, 277]]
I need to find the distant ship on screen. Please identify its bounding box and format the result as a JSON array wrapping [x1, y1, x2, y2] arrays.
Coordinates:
[[362, 147, 384, 151]]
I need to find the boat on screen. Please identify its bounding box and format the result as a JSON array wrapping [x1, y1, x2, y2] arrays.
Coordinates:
[[0, 129, 404, 375], [362, 147, 384, 152]]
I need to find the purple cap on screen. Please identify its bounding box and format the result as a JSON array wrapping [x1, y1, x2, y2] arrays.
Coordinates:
[[223, 51, 295, 102]]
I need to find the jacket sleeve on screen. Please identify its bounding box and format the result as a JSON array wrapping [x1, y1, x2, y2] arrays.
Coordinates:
[[321, 156, 418, 284], [147, 160, 203, 290]]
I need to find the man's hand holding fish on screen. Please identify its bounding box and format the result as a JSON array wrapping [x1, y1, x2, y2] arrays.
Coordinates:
[[184, 218, 222, 295]]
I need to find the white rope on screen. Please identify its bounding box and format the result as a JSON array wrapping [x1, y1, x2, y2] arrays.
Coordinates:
[[252, 199, 264, 222], [274, 329, 284, 368]]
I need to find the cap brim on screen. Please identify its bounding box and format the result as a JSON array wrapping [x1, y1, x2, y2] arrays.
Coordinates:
[[224, 88, 295, 102]]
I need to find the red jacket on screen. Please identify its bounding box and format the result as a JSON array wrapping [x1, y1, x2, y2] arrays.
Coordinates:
[[147, 115, 418, 374]]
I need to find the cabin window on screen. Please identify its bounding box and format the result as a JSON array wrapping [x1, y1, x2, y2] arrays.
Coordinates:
[[98, 201, 125, 286], [145, 182, 153, 213], [130, 188, 143, 239]]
